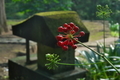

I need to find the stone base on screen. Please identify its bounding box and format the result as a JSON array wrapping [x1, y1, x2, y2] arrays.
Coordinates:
[[8, 54, 87, 80]]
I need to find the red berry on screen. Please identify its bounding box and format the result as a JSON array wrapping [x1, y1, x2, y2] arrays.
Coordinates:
[[57, 41, 64, 47], [70, 30, 75, 34], [67, 25, 72, 30], [56, 35, 63, 41], [63, 23, 72, 30], [63, 40, 69, 45], [62, 45, 68, 50], [63, 23, 68, 27], [73, 26, 79, 32], [80, 31, 85, 36], [72, 45, 77, 49], [63, 27, 68, 32], [58, 26, 64, 32], [72, 38, 78, 43], [68, 41, 74, 46], [69, 22, 76, 28]]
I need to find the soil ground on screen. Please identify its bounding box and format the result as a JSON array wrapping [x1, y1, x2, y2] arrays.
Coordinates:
[[0, 31, 26, 80], [0, 20, 116, 80]]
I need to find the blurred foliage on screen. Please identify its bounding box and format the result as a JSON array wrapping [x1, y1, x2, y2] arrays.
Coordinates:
[[96, 5, 112, 19], [5, 0, 120, 23], [5, 0, 73, 19], [76, 42, 120, 80], [109, 22, 119, 37]]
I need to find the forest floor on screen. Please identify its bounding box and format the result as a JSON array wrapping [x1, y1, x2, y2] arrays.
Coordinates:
[[0, 20, 117, 80]]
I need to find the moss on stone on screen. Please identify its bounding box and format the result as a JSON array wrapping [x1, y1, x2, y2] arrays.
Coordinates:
[[13, 11, 89, 45], [35, 11, 74, 17], [35, 11, 89, 36]]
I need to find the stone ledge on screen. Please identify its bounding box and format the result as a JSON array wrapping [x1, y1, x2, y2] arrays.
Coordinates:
[[9, 54, 87, 80]]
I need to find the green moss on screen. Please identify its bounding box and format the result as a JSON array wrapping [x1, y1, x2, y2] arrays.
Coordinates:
[[35, 11, 75, 17], [13, 11, 89, 43], [35, 11, 89, 36]]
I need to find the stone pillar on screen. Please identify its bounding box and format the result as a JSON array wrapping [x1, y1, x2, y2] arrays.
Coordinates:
[[37, 43, 75, 74]]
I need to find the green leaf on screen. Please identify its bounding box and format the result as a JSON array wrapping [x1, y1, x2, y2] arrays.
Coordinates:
[[106, 68, 120, 72], [96, 5, 112, 19]]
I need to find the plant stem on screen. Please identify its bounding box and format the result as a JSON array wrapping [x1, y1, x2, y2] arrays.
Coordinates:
[[57, 62, 82, 66], [74, 38, 120, 74], [56, 60, 105, 66], [103, 16, 106, 52]]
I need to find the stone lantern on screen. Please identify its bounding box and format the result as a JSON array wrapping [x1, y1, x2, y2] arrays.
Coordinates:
[[9, 11, 90, 80]]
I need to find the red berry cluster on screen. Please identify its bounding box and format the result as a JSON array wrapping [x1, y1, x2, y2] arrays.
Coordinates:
[[56, 22, 85, 51]]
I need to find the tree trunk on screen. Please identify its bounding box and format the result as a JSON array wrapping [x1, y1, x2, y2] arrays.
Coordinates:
[[0, 0, 8, 34]]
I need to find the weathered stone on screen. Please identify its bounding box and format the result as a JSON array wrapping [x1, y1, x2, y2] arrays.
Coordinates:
[[12, 11, 89, 48], [37, 43, 75, 74], [9, 54, 87, 80]]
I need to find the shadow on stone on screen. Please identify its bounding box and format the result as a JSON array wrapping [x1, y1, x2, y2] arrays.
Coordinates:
[[16, 52, 26, 57], [0, 63, 8, 67]]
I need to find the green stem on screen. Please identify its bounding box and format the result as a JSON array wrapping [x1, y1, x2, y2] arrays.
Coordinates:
[[74, 38, 120, 74], [103, 16, 106, 52], [57, 60, 105, 66], [57, 62, 81, 66]]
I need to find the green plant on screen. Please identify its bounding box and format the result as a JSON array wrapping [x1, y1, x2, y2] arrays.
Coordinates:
[[56, 22, 85, 50], [96, 5, 112, 19], [76, 78, 85, 80], [45, 22, 120, 75], [76, 42, 120, 80], [109, 22, 119, 37], [96, 5, 112, 50], [45, 54, 61, 70]]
